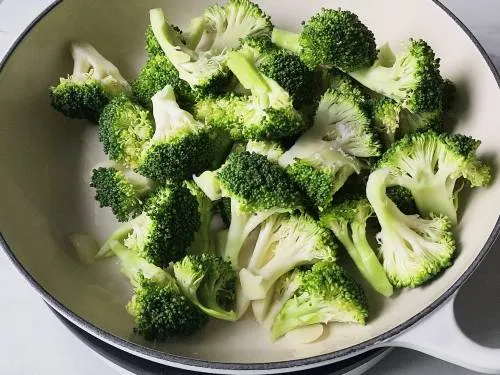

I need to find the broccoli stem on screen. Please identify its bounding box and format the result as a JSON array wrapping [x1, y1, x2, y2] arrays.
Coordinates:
[[226, 51, 270, 93], [271, 28, 301, 54], [96, 217, 140, 258], [350, 220, 393, 297], [184, 16, 207, 50], [410, 185, 457, 224]]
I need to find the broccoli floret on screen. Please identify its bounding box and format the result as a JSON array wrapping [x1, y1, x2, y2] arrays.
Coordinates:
[[98, 184, 199, 267], [194, 51, 306, 141], [217, 151, 304, 268], [386, 186, 418, 215], [132, 54, 195, 110], [217, 197, 232, 227], [90, 165, 155, 222], [320, 196, 393, 297], [377, 130, 491, 224], [272, 9, 377, 72], [271, 262, 368, 340], [109, 241, 208, 340], [98, 95, 154, 169], [50, 42, 132, 123], [246, 140, 284, 161], [203, 0, 272, 51], [173, 253, 237, 321], [279, 86, 380, 211], [240, 214, 337, 300], [441, 78, 456, 111], [367, 168, 458, 287], [185, 181, 215, 255], [350, 39, 443, 113], [136, 85, 231, 181]]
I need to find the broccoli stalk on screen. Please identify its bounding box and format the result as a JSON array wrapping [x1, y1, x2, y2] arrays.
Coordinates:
[[185, 181, 215, 255], [240, 214, 337, 300], [50, 42, 132, 122], [173, 254, 237, 321], [320, 197, 393, 297], [366, 168, 457, 287], [109, 241, 208, 341]]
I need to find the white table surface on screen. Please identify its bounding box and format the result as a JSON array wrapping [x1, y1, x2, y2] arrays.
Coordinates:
[[1, 0, 500, 374]]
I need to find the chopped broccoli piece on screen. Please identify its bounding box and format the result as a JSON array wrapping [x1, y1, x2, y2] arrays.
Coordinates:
[[132, 54, 195, 110], [217, 151, 304, 268], [109, 241, 208, 340], [279, 85, 380, 211], [98, 95, 154, 169], [246, 140, 285, 161], [137, 85, 231, 181], [366, 168, 457, 287], [271, 262, 368, 340], [320, 196, 393, 297], [173, 253, 237, 321], [350, 39, 443, 113], [98, 184, 199, 268], [90, 165, 155, 222], [240, 214, 337, 300], [50, 42, 132, 123], [185, 181, 215, 255], [272, 8, 377, 72], [194, 51, 306, 140], [377, 130, 491, 224], [145, 24, 183, 57]]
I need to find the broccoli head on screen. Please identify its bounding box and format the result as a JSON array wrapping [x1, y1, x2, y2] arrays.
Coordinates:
[[350, 39, 443, 113], [90, 165, 155, 222], [272, 8, 377, 72], [271, 262, 368, 340], [366, 168, 457, 287], [377, 130, 491, 224], [240, 214, 337, 300], [173, 253, 237, 321], [50, 42, 132, 123], [98, 95, 154, 169]]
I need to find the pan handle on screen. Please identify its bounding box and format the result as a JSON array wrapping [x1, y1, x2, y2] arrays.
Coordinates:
[[381, 293, 500, 374]]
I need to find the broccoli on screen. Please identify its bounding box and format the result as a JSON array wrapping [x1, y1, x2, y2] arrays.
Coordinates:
[[98, 95, 154, 169], [349, 39, 443, 113], [185, 181, 215, 255], [441, 78, 457, 111], [272, 8, 377, 72], [366, 168, 457, 287], [217, 197, 232, 228], [137, 85, 232, 181], [132, 54, 195, 110], [90, 164, 155, 222], [194, 51, 306, 141], [271, 262, 368, 340], [386, 185, 418, 215], [279, 85, 380, 211], [145, 24, 183, 57], [109, 241, 208, 340], [371, 97, 401, 147], [245, 140, 284, 162], [377, 130, 491, 224], [173, 253, 237, 321], [98, 184, 200, 268], [50, 42, 132, 123], [320, 196, 393, 297], [214, 151, 304, 268], [240, 214, 337, 300]]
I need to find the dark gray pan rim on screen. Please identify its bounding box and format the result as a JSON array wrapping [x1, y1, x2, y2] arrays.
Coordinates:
[[1, 0, 500, 372]]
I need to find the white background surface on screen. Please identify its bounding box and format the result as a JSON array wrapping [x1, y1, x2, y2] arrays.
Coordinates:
[[0, 0, 499, 374]]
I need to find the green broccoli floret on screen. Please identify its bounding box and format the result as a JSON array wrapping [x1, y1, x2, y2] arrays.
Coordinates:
[[350, 39, 443, 113], [185, 181, 215, 255], [366, 168, 457, 287], [98, 184, 200, 267], [50, 42, 132, 123], [245, 140, 285, 161], [90, 164, 155, 222], [279, 86, 380, 211], [377, 130, 491, 224], [98, 95, 154, 169], [441, 78, 457, 111], [271, 262, 368, 340], [272, 8, 377, 72], [136, 85, 231, 181], [240, 214, 337, 300], [216, 151, 304, 268], [217, 197, 232, 227], [132, 54, 195, 110], [320, 196, 393, 297], [386, 186, 418, 215], [109, 241, 208, 340], [194, 51, 306, 140], [173, 253, 237, 321]]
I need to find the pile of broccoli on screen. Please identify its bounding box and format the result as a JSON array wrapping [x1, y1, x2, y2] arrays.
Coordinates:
[[50, 1, 492, 343]]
